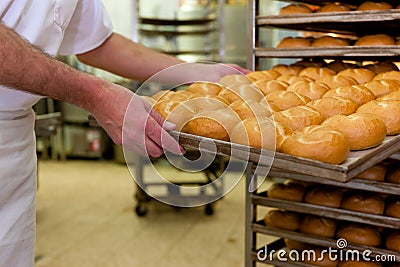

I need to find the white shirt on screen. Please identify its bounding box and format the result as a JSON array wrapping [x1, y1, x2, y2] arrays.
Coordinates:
[[0, 0, 113, 111]]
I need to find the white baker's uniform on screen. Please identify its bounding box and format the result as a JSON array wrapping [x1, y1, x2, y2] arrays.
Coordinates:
[[0, 1, 113, 266]]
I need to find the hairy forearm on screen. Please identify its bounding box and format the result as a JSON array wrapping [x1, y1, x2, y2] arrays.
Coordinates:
[[0, 23, 124, 113]]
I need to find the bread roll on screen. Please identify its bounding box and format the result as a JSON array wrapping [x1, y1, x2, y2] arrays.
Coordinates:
[[153, 100, 196, 131], [253, 79, 288, 95], [284, 239, 311, 251], [385, 197, 400, 218], [337, 68, 376, 84], [385, 163, 400, 183], [323, 85, 376, 105], [386, 230, 400, 252], [272, 64, 304, 75], [187, 95, 229, 111], [230, 117, 292, 151], [267, 182, 305, 202], [326, 61, 358, 73], [299, 215, 337, 238], [299, 67, 336, 81], [304, 186, 344, 208], [322, 113, 387, 150], [293, 60, 326, 69], [151, 90, 174, 101], [219, 74, 252, 87], [218, 84, 263, 104], [280, 125, 350, 164], [246, 69, 281, 81], [277, 37, 312, 48], [356, 163, 386, 181], [182, 108, 241, 141], [286, 80, 330, 100], [356, 1, 393, 11], [187, 82, 225, 95], [307, 96, 359, 119], [264, 209, 300, 231], [262, 90, 311, 111], [378, 90, 400, 101], [316, 3, 352, 13], [279, 4, 313, 15], [317, 75, 358, 90], [153, 100, 183, 119], [373, 70, 400, 81], [277, 74, 313, 85], [303, 247, 339, 267], [364, 62, 399, 74], [311, 36, 350, 47], [341, 190, 385, 215], [229, 99, 271, 120], [336, 223, 381, 246], [272, 105, 323, 131], [363, 79, 400, 97], [357, 100, 400, 135], [355, 34, 395, 46], [339, 261, 383, 267]]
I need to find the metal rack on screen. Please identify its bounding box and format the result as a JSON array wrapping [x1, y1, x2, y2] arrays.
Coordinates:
[[246, 0, 400, 266]]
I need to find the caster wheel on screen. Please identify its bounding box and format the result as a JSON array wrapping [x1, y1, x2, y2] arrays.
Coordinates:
[[135, 204, 148, 217], [205, 204, 214, 215]]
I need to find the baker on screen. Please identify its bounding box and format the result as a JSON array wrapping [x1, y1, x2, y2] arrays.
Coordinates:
[[0, 1, 247, 266]]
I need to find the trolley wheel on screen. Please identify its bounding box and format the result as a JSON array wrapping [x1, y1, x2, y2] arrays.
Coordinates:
[[135, 203, 149, 217], [205, 204, 214, 215]]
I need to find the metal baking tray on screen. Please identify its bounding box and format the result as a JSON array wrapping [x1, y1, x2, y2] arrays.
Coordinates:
[[257, 10, 400, 35], [254, 46, 400, 60], [252, 221, 400, 262], [171, 131, 400, 182], [253, 193, 400, 229], [277, 0, 400, 7]]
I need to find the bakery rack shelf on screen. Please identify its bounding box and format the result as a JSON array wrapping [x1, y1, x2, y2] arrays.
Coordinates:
[[257, 10, 400, 35], [253, 193, 400, 229]]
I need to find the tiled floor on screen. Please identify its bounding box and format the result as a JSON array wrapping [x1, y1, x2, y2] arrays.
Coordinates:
[[34, 159, 275, 267]]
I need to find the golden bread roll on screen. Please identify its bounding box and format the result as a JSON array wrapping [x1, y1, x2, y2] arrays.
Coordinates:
[[337, 68, 376, 84], [299, 67, 336, 81], [341, 190, 385, 215], [272, 105, 323, 131], [356, 1, 393, 11], [299, 215, 337, 238], [167, 90, 198, 101], [339, 261, 383, 267], [293, 60, 326, 68], [386, 163, 400, 184], [277, 37, 312, 48], [355, 34, 395, 46], [357, 99, 400, 135], [186, 82, 225, 95], [230, 117, 292, 151], [373, 70, 400, 81], [151, 90, 174, 101], [279, 4, 313, 15], [364, 61, 399, 74], [307, 96, 359, 119], [317, 75, 358, 89], [219, 74, 252, 87], [303, 247, 339, 267], [304, 186, 344, 208], [253, 79, 288, 95], [264, 209, 300, 231], [142, 95, 156, 106], [336, 223, 381, 247], [325, 61, 358, 73], [378, 90, 400, 101], [286, 80, 330, 100], [323, 85, 376, 105], [246, 69, 281, 81], [277, 74, 313, 85], [316, 3, 352, 13], [153, 100, 182, 119], [154, 100, 196, 131], [386, 230, 400, 252], [187, 95, 229, 111], [356, 163, 386, 181], [267, 182, 305, 202], [182, 108, 240, 141], [229, 99, 271, 120], [386, 197, 400, 218], [218, 84, 264, 104], [311, 36, 350, 47], [280, 125, 350, 164], [262, 90, 311, 111], [322, 113, 387, 150], [363, 79, 400, 97], [284, 239, 311, 251], [272, 64, 304, 75]]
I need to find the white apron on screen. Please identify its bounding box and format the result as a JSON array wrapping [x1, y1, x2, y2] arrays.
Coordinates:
[[0, 110, 36, 267]]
